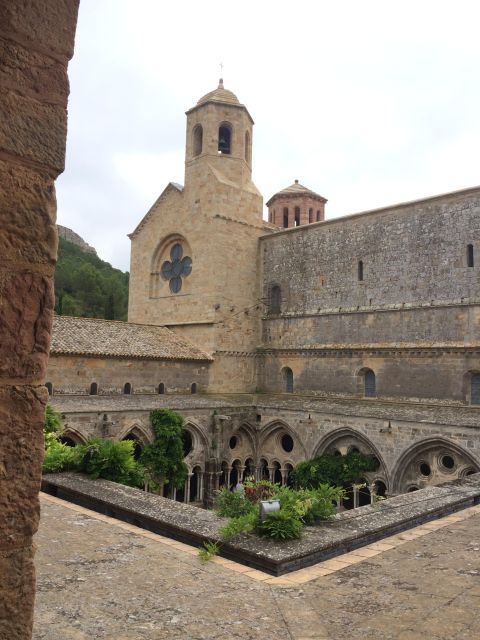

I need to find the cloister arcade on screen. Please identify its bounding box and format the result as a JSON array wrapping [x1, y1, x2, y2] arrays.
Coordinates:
[[58, 416, 480, 507]]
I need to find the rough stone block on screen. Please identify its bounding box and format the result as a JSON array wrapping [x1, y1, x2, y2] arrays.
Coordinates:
[[0, 159, 57, 266], [0, 90, 67, 172], [0, 385, 45, 545], [0, 0, 79, 60], [0, 545, 36, 639], [0, 38, 70, 104], [0, 270, 54, 382]]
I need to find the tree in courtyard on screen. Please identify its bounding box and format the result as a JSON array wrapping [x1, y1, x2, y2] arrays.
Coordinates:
[[140, 409, 188, 493]]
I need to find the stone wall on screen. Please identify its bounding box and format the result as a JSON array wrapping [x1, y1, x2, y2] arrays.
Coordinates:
[[262, 187, 480, 315], [257, 348, 480, 402], [0, 1, 79, 637], [47, 354, 210, 395]]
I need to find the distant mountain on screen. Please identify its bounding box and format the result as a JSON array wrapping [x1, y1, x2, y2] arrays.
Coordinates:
[[55, 235, 129, 321], [57, 225, 97, 255]]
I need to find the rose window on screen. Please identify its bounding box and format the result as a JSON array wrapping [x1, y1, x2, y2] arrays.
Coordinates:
[[161, 243, 192, 293]]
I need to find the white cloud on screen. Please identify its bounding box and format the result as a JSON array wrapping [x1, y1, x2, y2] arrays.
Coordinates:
[[56, 0, 480, 270]]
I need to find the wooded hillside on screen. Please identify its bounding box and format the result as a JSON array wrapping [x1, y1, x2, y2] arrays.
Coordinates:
[[55, 237, 129, 320]]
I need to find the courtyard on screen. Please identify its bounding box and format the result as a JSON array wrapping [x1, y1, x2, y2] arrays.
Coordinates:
[[33, 494, 480, 640]]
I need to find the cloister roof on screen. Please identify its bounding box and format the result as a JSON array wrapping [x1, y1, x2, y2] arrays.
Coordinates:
[[51, 316, 213, 362]]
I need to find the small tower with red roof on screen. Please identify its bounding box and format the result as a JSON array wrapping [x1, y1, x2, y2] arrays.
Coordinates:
[[266, 180, 327, 228]]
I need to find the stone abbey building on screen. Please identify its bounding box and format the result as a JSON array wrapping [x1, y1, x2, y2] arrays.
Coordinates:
[[47, 81, 480, 504]]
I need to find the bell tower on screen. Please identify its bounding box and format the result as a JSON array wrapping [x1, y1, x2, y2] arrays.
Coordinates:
[[128, 81, 270, 391], [183, 79, 261, 225]]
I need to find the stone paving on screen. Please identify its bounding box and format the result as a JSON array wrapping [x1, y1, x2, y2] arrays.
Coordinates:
[[33, 495, 480, 640]]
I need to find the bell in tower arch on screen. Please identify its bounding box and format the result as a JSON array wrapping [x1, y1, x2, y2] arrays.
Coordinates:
[[218, 124, 231, 154]]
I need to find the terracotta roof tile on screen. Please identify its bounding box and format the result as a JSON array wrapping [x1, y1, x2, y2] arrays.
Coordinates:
[[51, 316, 212, 362]]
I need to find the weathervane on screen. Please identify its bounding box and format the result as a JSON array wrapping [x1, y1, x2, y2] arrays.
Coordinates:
[[219, 62, 224, 86]]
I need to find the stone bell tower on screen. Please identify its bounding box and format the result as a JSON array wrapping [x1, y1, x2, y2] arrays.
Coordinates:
[[128, 81, 270, 391], [183, 78, 262, 225]]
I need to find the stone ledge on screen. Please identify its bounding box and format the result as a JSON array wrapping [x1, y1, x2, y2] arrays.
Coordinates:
[[41, 472, 480, 576]]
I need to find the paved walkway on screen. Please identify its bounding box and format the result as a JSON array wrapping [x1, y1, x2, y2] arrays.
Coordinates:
[[33, 495, 480, 639]]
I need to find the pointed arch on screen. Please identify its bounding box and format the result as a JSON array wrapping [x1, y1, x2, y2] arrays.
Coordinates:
[[259, 419, 307, 459], [183, 419, 209, 457], [391, 436, 480, 493], [59, 427, 88, 446], [313, 427, 387, 475], [118, 423, 152, 447]]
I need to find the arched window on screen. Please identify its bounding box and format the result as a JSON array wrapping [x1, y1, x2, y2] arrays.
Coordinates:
[[294, 207, 300, 226], [244, 130, 251, 163], [158, 383, 165, 394], [191, 382, 197, 394], [45, 382, 53, 396], [89, 382, 98, 396], [358, 260, 364, 281], [283, 367, 293, 393], [283, 207, 288, 228], [467, 244, 474, 268], [364, 370, 376, 397], [123, 382, 132, 395], [270, 285, 281, 314], [472, 373, 480, 405], [193, 124, 203, 156], [218, 124, 231, 154]]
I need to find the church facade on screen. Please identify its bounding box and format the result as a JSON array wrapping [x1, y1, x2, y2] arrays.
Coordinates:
[[47, 81, 480, 503]]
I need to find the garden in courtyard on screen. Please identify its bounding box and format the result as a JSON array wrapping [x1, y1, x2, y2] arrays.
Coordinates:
[[43, 405, 380, 555]]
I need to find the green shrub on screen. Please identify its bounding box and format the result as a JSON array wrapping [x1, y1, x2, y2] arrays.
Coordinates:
[[45, 403, 63, 434], [257, 510, 303, 541], [214, 487, 255, 518], [289, 452, 379, 489], [198, 540, 221, 562], [43, 437, 79, 473], [218, 511, 258, 541], [77, 438, 144, 487]]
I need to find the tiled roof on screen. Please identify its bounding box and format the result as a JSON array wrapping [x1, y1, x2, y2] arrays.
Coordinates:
[[197, 80, 240, 106], [266, 180, 327, 206], [51, 316, 213, 362]]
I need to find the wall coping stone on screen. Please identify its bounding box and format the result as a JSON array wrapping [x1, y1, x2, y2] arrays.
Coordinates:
[[42, 472, 480, 576]]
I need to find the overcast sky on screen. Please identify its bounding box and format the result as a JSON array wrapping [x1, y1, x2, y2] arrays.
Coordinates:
[[56, 0, 480, 271]]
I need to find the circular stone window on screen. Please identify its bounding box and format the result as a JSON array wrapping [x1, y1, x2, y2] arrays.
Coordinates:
[[441, 454, 455, 470], [229, 436, 238, 450], [419, 462, 431, 477], [281, 434, 294, 453]]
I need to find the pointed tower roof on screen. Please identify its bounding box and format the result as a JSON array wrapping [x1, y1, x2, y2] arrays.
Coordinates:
[[266, 180, 327, 206]]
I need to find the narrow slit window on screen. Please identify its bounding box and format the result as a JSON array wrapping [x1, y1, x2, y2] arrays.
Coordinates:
[[270, 285, 281, 314], [123, 382, 132, 395], [358, 260, 364, 281], [472, 373, 480, 405], [191, 382, 197, 394], [193, 125, 203, 156], [467, 244, 474, 268], [90, 382, 98, 396], [364, 370, 376, 397], [158, 383, 165, 394], [46, 382, 53, 396]]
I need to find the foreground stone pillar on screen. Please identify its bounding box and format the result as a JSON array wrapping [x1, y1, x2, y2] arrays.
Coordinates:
[[0, 2, 79, 638]]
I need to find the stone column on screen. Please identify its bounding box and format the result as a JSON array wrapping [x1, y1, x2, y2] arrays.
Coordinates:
[[0, 2, 79, 638], [280, 468, 288, 486], [369, 483, 377, 505], [352, 485, 360, 509], [198, 472, 204, 501], [185, 473, 193, 503], [226, 467, 232, 488]]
